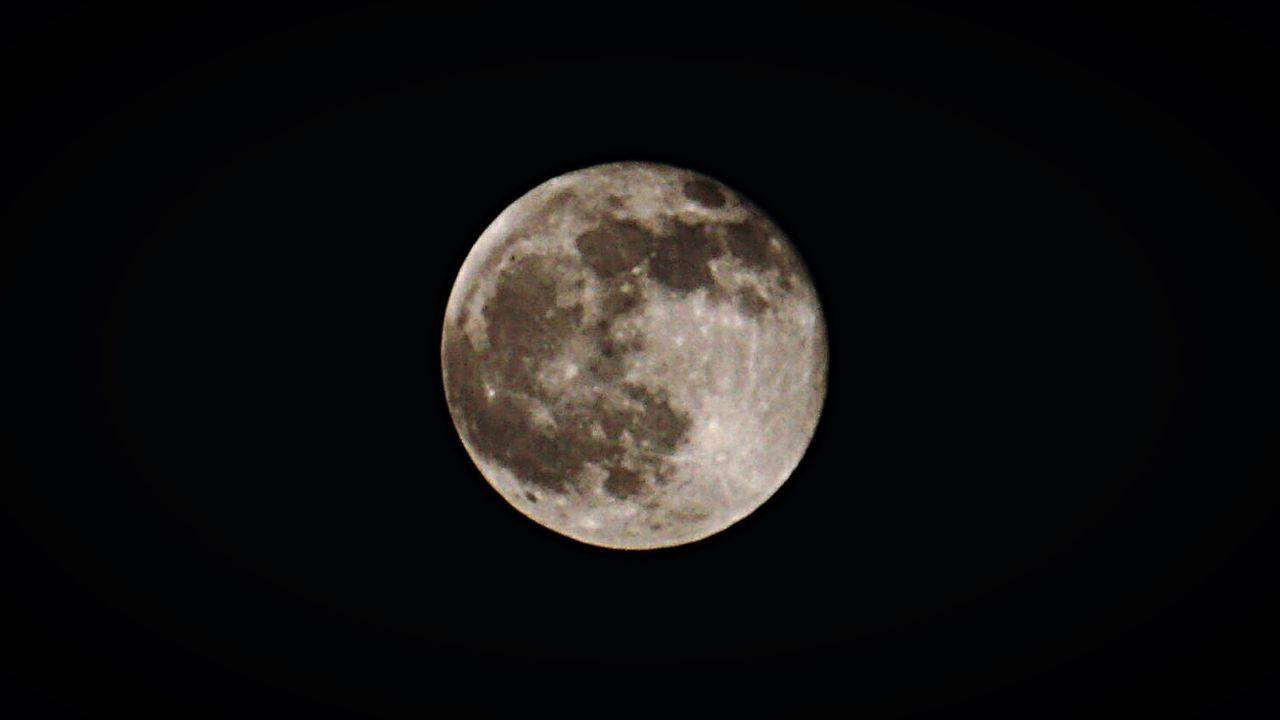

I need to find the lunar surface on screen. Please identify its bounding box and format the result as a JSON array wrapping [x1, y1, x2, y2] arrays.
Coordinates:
[[441, 162, 827, 549]]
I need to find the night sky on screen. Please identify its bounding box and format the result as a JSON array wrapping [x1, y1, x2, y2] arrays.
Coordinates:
[[4, 6, 1276, 717]]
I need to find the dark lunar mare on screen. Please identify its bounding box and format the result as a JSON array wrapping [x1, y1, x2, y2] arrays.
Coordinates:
[[445, 179, 800, 508], [445, 245, 692, 503]]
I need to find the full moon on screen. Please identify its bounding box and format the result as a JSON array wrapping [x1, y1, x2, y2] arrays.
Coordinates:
[[442, 162, 827, 549]]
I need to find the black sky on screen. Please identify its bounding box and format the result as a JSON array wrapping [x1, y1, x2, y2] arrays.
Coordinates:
[[4, 6, 1277, 717]]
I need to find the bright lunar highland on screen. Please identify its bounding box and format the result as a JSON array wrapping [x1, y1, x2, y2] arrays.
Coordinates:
[[442, 162, 827, 549]]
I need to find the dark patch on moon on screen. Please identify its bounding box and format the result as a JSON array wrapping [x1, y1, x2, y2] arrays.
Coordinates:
[[577, 215, 727, 297], [622, 384, 692, 454], [647, 219, 724, 294], [481, 253, 584, 388], [586, 334, 633, 382], [443, 241, 695, 499], [575, 219, 654, 277], [723, 215, 800, 292], [682, 179, 726, 208], [467, 394, 577, 492], [593, 395, 633, 441], [586, 296, 644, 383], [735, 286, 770, 316], [723, 220, 773, 270], [604, 467, 644, 499]]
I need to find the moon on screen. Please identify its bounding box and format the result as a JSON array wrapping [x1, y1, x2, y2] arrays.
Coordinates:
[[442, 162, 827, 549]]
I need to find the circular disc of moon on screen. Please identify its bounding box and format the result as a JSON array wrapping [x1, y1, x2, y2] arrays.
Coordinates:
[[442, 162, 827, 549]]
